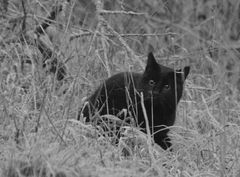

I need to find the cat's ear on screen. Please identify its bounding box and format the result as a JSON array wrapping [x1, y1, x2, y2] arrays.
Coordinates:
[[183, 66, 190, 79], [145, 52, 159, 72], [176, 66, 190, 80]]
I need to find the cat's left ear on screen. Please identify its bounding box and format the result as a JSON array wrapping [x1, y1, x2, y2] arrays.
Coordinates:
[[144, 52, 160, 73], [176, 66, 190, 80]]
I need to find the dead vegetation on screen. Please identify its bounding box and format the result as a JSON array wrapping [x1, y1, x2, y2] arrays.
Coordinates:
[[0, 0, 240, 176]]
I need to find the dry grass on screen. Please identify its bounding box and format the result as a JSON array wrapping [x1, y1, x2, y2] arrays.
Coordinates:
[[0, 0, 240, 176]]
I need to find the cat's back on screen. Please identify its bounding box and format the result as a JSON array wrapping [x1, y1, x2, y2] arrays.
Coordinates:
[[103, 71, 142, 90], [83, 71, 142, 117], [87, 71, 142, 106], [88, 72, 142, 103]]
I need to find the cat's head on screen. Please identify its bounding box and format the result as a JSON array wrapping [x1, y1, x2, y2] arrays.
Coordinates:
[[140, 52, 190, 109]]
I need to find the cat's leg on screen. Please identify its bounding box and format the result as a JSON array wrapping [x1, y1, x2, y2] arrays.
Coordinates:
[[154, 131, 172, 150]]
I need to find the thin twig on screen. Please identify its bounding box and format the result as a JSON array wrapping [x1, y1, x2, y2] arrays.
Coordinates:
[[95, 0, 111, 77], [21, 0, 27, 35], [140, 92, 155, 164], [43, 105, 67, 146], [35, 4, 63, 36], [100, 10, 146, 16], [34, 90, 47, 133], [69, 32, 176, 41]]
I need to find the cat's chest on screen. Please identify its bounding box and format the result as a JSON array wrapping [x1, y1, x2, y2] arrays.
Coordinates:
[[139, 103, 176, 125]]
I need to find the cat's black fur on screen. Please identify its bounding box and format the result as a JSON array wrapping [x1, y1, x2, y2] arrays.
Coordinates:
[[79, 52, 190, 150]]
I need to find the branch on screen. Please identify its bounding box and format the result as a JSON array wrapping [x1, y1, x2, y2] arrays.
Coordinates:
[[100, 10, 146, 16], [35, 4, 63, 36], [69, 32, 177, 41]]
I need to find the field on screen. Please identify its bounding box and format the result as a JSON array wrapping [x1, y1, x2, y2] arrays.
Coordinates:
[[0, 0, 240, 177]]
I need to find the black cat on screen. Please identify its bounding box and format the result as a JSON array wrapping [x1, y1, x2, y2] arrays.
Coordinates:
[[79, 52, 190, 150]]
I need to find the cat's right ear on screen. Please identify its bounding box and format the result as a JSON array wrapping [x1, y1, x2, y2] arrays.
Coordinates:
[[176, 66, 190, 81], [145, 52, 159, 72], [183, 66, 190, 79]]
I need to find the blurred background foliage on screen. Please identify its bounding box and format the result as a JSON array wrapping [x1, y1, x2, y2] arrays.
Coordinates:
[[1, 0, 240, 176]]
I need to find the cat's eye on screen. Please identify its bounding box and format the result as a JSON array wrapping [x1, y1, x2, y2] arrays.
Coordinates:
[[163, 84, 170, 90], [148, 80, 155, 86]]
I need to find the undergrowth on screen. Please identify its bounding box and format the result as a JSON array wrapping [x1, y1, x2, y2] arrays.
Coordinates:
[[0, 0, 240, 177]]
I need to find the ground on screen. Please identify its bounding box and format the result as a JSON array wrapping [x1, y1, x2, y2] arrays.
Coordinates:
[[0, 0, 240, 177]]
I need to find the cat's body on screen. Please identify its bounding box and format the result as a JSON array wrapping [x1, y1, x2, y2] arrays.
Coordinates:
[[79, 53, 190, 150]]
